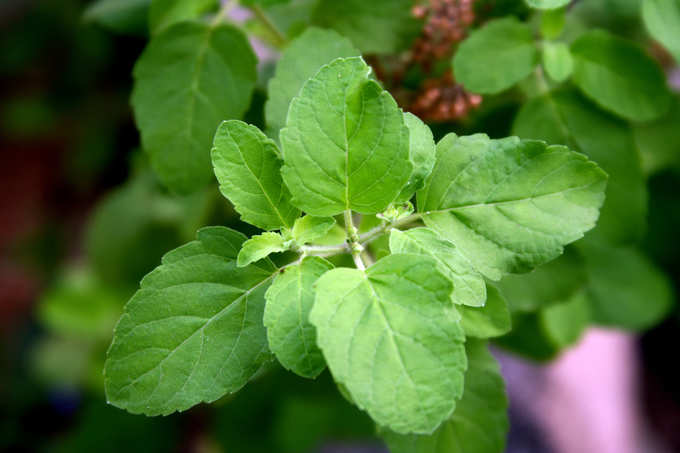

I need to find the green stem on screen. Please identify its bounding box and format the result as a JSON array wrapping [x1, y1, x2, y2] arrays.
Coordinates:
[[250, 4, 287, 48], [344, 210, 366, 270]]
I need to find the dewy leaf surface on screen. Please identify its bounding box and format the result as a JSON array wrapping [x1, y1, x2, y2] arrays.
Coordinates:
[[453, 18, 538, 94], [383, 340, 509, 453], [263, 256, 333, 378], [104, 227, 277, 416], [310, 254, 466, 434], [132, 21, 256, 193], [417, 133, 607, 280], [389, 228, 486, 307], [570, 30, 671, 121], [396, 113, 437, 202], [265, 27, 360, 134], [311, 0, 420, 54], [642, 0, 680, 63], [513, 88, 647, 244], [280, 57, 412, 216], [237, 232, 286, 268], [212, 120, 299, 230]]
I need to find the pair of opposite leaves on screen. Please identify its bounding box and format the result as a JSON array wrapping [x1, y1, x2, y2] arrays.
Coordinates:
[[105, 56, 607, 436]]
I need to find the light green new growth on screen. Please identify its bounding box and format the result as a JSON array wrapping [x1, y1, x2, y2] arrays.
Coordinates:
[[237, 232, 287, 267]]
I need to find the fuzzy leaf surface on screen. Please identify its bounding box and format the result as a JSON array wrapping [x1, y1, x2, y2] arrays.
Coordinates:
[[263, 256, 333, 378], [417, 133, 607, 280], [281, 57, 412, 216], [310, 254, 466, 434], [104, 227, 276, 415], [212, 120, 299, 230], [132, 21, 256, 193], [383, 340, 509, 453]]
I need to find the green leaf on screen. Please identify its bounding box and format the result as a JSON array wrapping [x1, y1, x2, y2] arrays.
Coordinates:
[[453, 18, 538, 94], [459, 285, 512, 339], [280, 57, 412, 216], [526, 0, 570, 9], [417, 133, 607, 280], [83, 0, 150, 36], [634, 96, 680, 175], [310, 254, 466, 434], [132, 21, 257, 193], [311, 0, 420, 54], [237, 232, 287, 267], [265, 27, 359, 134], [148, 0, 217, 35], [292, 215, 337, 244], [396, 113, 437, 202], [494, 312, 560, 361], [540, 290, 590, 347], [38, 268, 122, 340], [540, 7, 566, 39], [496, 248, 586, 312], [104, 226, 277, 415], [382, 340, 509, 453], [263, 256, 333, 378], [212, 120, 299, 230], [580, 241, 674, 331], [642, 0, 680, 63], [570, 30, 671, 121], [542, 42, 573, 82], [389, 228, 486, 307], [513, 88, 647, 244]]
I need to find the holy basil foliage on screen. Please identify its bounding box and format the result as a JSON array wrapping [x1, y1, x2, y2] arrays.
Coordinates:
[[105, 52, 607, 446], [94, 1, 680, 452]]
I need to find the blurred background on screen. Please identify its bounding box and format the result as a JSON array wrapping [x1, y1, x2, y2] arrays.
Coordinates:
[[1, 1, 680, 452]]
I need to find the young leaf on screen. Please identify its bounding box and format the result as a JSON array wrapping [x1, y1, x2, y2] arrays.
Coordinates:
[[212, 120, 299, 230], [453, 18, 538, 94], [396, 113, 437, 202], [513, 88, 647, 244], [104, 227, 277, 416], [459, 285, 512, 339], [382, 340, 509, 453], [280, 57, 412, 216], [570, 30, 671, 121], [642, 0, 680, 63], [389, 228, 486, 307], [417, 133, 607, 280], [310, 254, 466, 434], [496, 248, 586, 312], [263, 256, 333, 378], [292, 215, 337, 245], [265, 27, 359, 134], [148, 0, 217, 35], [542, 42, 573, 82], [132, 21, 257, 193], [83, 0, 150, 36], [540, 290, 590, 348], [579, 241, 673, 331], [237, 232, 287, 267], [311, 0, 420, 54], [540, 8, 566, 39], [526, 0, 569, 9]]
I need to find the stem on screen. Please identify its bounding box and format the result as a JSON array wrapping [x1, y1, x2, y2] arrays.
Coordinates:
[[358, 213, 422, 244], [250, 4, 286, 48], [344, 210, 366, 271], [212, 0, 237, 26]]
